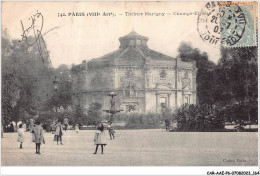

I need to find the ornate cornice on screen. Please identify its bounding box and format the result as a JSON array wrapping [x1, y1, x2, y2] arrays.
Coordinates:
[[176, 67, 193, 71]]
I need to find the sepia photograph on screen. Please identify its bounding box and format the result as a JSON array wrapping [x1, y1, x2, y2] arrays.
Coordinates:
[[1, 1, 259, 174]]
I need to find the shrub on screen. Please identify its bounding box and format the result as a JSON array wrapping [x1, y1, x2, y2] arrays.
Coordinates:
[[113, 112, 163, 129], [176, 104, 225, 132]]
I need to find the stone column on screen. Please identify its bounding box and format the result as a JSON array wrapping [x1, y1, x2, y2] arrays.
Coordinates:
[[167, 93, 171, 108], [175, 91, 177, 109], [156, 92, 158, 113]]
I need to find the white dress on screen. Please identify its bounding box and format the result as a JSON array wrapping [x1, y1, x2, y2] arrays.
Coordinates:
[[17, 128, 25, 142], [94, 131, 106, 145]]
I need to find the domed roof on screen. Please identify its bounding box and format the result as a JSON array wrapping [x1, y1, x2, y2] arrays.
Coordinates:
[[119, 29, 149, 49], [86, 30, 176, 68], [119, 29, 148, 40]]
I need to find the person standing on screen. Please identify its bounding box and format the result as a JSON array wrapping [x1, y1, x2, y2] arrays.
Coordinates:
[[107, 121, 115, 140], [13, 121, 17, 132], [33, 119, 45, 154], [64, 117, 69, 132], [29, 119, 34, 133], [22, 121, 27, 132], [31, 124, 36, 143], [17, 124, 25, 149], [51, 122, 56, 134], [10, 123, 14, 132], [165, 119, 170, 131], [29, 119, 36, 143], [93, 123, 106, 154], [75, 124, 79, 134], [1, 122, 3, 138], [54, 120, 63, 145]]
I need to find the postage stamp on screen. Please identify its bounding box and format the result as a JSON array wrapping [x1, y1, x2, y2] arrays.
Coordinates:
[[197, 1, 257, 47]]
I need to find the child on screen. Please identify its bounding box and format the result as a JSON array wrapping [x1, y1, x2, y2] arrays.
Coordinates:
[[51, 122, 56, 134], [75, 124, 79, 134], [93, 123, 106, 154], [31, 124, 36, 143], [53, 120, 63, 145], [107, 121, 115, 140], [22, 121, 27, 132], [33, 119, 45, 154], [17, 124, 24, 149]]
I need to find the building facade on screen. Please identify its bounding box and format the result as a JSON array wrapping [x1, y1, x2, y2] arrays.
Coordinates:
[[72, 30, 197, 113]]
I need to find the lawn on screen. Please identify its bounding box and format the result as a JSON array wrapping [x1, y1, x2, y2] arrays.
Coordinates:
[[1, 129, 258, 166]]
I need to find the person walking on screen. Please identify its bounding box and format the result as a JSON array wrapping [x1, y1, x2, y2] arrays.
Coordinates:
[[93, 123, 106, 154], [17, 124, 25, 149], [33, 119, 45, 154], [64, 117, 69, 132], [54, 120, 63, 145]]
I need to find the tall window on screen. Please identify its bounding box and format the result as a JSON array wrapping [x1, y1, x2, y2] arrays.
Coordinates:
[[160, 97, 167, 108], [184, 97, 189, 104]]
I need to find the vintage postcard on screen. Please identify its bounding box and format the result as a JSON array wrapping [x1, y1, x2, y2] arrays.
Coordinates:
[[1, 0, 259, 173]]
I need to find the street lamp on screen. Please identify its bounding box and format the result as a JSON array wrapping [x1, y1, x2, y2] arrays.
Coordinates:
[[53, 76, 59, 112], [53, 76, 59, 91]]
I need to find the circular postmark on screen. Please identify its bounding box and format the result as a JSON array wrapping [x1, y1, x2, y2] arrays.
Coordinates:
[[197, 1, 246, 47]]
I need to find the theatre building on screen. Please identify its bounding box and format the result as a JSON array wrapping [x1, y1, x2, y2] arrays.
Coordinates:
[[72, 30, 197, 113]]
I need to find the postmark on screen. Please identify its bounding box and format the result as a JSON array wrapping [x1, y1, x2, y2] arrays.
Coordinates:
[[197, 1, 257, 47]]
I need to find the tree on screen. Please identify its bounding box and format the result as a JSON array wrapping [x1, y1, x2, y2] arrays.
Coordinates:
[[11, 39, 54, 116], [2, 29, 21, 126], [71, 63, 86, 109], [2, 29, 54, 127], [217, 47, 257, 102], [48, 64, 73, 111], [85, 103, 102, 126], [177, 42, 258, 127], [216, 47, 258, 124], [176, 104, 225, 132], [177, 42, 217, 105]]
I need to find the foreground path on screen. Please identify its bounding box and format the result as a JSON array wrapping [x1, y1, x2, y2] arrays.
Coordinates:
[[1, 130, 258, 166]]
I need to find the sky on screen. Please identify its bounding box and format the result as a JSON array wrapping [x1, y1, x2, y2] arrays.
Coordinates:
[[2, 1, 221, 68]]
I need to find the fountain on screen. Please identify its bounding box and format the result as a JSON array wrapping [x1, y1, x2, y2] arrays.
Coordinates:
[[103, 92, 123, 122]]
